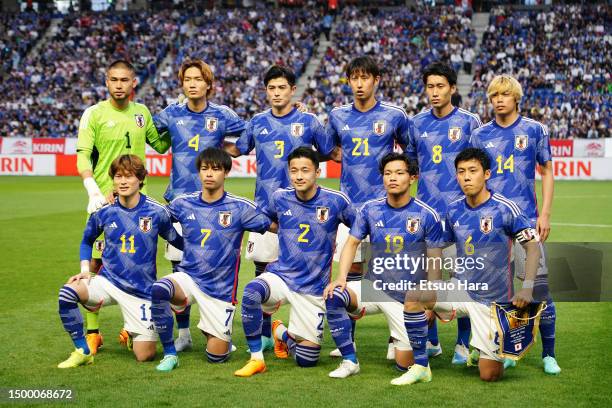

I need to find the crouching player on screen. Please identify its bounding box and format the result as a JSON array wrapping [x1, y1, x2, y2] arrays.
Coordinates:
[[235, 147, 355, 377], [57, 155, 182, 368], [151, 148, 272, 372], [391, 148, 541, 385], [324, 153, 446, 378]]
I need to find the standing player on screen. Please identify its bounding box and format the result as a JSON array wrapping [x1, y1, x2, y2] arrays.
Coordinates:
[[153, 58, 246, 351], [327, 56, 416, 359], [76, 60, 171, 353], [151, 148, 272, 372], [323, 153, 446, 379], [391, 148, 541, 385], [226, 65, 337, 351], [469, 75, 559, 375], [234, 147, 355, 377], [407, 62, 482, 364], [57, 155, 182, 367]]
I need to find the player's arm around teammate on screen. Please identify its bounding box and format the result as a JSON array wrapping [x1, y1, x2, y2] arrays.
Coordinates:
[[57, 155, 183, 368]]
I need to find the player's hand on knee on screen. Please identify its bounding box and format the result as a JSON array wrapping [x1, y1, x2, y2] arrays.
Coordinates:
[[324, 279, 346, 299], [68, 272, 92, 285], [511, 288, 533, 309]]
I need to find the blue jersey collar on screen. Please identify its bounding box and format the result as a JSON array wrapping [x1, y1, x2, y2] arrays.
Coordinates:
[[385, 196, 414, 211], [429, 106, 458, 121], [295, 186, 321, 203], [271, 107, 297, 119], [352, 100, 380, 114], [116, 193, 146, 212], [493, 115, 522, 130], [199, 191, 227, 206], [463, 190, 493, 211]]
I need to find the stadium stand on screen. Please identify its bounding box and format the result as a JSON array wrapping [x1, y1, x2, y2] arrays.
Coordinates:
[[468, 4, 610, 138]]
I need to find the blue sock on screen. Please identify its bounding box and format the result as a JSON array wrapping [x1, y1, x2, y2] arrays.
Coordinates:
[[242, 279, 269, 354], [396, 363, 408, 372], [428, 319, 439, 346], [456, 316, 471, 347], [404, 311, 428, 367], [295, 343, 320, 367], [151, 278, 176, 356], [351, 319, 356, 340], [540, 298, 556, 358], [280, 330, 298, 357], [262, 313, 272, 339], [253, 263, 272, 338], [175, 305, 190, 330], [206, 349, 230, 363], [58, 286, 90, 355], [325, 288, 357, 362]]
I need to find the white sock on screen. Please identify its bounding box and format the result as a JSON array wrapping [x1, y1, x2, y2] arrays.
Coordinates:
[[251, 351, 264, 361], [178, 328, 191, 338], [274, 323, 287, 341]]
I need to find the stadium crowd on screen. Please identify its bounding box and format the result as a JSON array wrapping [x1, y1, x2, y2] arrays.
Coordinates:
[[0, 3, 609, 139], [302, 5, 477, 121], [143, 8, 322, 118], [468, 4, 611, 138], [0, 10, 185, 138]]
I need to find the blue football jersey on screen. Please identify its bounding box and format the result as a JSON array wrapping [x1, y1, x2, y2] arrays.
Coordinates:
[[80, 195, 182, 299], [154, 102, 246, 202], [445, 192, 532, 304], [351, 196, 446, 302], [469, 116, 552, 223], [168, 192, 271, 303], [263, 186, 356, 296], [327, 101, 416, 207], [236, 108, 335, 207], [408, 107, 482, 215]]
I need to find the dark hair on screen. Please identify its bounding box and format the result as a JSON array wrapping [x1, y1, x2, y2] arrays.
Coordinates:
[[264, 65, 296, 87], [345, 56, 381, 78], [196, 148, 232, 173], [109, 154, 147, 188], [379, 153, 419, 176], [107, 59, 136, 75], [422, 61, 457, 86], [454, 148, 491, 171], [287, 146, 319, 169]]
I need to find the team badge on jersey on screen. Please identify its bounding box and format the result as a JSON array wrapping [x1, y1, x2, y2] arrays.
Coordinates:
[[515, 135, 528, 151], [206, 117, 218, 132], [218, 211, 232, 227], [139, 216, 152, 233], [247, 241, 255, 254], [94, 239, 105, 252], [134, 114, 145, 128], [316, 206, 330, 223], [448, 127, 462, 142], [291, 123, 304, 137], [480, 215, 493, 234], [406, 217, 421, 234], [373, 120, 387, 135]]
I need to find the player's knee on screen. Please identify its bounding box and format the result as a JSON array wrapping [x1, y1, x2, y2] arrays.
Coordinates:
[[325, 288, 350, 310], [151, 278, 174, 302], [134, 348, 156, 362], [295, 344, 320, 367], [206, 349, 230, 364], [243, 279, 269, 306], [58, 285, 80, 306], [480, 371, 502, 382]]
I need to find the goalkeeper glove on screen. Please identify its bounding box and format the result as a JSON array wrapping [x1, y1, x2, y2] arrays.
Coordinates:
[[83, 177, 107, 214]]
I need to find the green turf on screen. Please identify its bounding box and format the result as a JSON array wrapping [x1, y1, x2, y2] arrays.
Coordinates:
[[0, 177, 610, 407]]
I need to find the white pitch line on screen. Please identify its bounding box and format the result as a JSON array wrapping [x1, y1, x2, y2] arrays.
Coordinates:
[[552, 222, 612, 228]]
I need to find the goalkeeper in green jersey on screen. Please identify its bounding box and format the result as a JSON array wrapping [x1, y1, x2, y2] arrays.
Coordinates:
[[76, 59, 170, 353]]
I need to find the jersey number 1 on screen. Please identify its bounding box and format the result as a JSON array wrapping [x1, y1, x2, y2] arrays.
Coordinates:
[[120, 234, 136, 254]]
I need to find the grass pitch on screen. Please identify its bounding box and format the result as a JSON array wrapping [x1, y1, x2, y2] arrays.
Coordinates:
[[0, 177, 610, 407]]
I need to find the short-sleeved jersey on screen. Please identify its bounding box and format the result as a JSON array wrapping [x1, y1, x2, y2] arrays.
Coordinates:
[[154, 102, 245, 202], [80, 194, 181, 299], [327, 101, 416, 207], [445, 192, 532, 304], [77, 100, 167, 195], [351, 196, 446, 302], [168, 192, 271, 303], [236, 108, 334, 207], [408, 107, 482, 215], [264, 186, 355, 296], [469, 116, 552, 222]]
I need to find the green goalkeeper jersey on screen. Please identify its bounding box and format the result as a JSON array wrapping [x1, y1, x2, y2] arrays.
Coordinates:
[[76, 99, 170, 195]]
